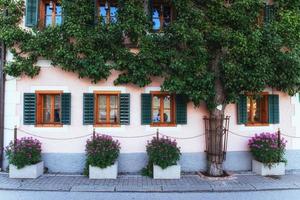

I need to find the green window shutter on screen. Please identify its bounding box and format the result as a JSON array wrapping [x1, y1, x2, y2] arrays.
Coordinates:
[[120, 93, 130, 125], [141, 93, 152, 125], [24, 93, 36, 125], [94, 0, 98, 25], [83, 93, 94, 125], [264, 4, 274, 24], [268, 94, 280, 124], [25, 0, 39, 27], [237, 95, 247, 124], [148, 0, 153, 21], [176, 95, 187, 125], [61, 93, 71, 125]]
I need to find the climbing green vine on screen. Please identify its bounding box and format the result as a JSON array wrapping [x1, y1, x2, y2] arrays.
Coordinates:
[[1, 0, 300, 109]]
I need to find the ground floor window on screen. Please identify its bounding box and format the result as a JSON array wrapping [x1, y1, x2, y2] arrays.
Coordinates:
[[246, 93, 268, 125], [151, 92, 175, 126], [36, 91, 62, 126], [95, 92, 120, 126]]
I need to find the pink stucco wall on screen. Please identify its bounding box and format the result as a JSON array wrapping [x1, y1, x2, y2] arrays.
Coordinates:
[[14, 66, 298, 154]]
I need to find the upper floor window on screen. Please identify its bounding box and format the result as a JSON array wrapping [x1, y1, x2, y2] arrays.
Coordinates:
[[39, 0, 62, 28], [152, 0, 173, 31], [95, 92, 120, 125], [246, 93, 268, 125], [151, 92, 175, 125], [98, 0, 118, 24]]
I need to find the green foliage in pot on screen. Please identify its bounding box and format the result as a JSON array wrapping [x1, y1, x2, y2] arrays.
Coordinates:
[[5, 137, 42, 169]]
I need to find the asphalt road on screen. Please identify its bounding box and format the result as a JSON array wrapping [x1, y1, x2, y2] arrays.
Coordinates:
[[1, 190, 300, 200]]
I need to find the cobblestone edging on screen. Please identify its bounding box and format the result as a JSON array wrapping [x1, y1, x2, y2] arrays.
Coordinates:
[[1, 173, 300, 193]]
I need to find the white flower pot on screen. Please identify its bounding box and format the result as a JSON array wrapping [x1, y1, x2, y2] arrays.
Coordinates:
[[153, 164, 181, 179], [252, 160, 285, 176], [89, 162, 118, 179], [9, 161, 44, 179]]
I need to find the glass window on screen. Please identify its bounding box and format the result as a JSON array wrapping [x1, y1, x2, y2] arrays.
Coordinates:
[[152, 1, 173, 31], [99, 0, 118, 24], [95, 93, 120, 125], [151, 93, 175, 125], [247, 94, 268, 124], [37, 93, 61, 125], [42, 0, 62, 27]]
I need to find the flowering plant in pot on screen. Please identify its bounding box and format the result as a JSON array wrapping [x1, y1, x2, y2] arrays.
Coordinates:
[[5, 137, 44, 178], [85, 134, 121, 179], [143, 136, 181, 179], [248, 132, 287, 176]]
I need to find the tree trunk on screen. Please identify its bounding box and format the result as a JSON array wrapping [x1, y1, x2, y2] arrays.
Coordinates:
[[207, 48, 227, 176]]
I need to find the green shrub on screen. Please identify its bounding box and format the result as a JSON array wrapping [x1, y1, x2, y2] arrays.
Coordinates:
[[84, 134, 120, 175], [248, 132, 287, 167], [5, 137, 42, 169], [142, 136, 181, 177]]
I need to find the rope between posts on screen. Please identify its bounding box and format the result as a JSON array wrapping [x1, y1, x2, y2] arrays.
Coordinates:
[[3, 127, 300, 140]]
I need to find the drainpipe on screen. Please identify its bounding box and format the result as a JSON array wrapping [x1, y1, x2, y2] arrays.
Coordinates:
[[0, 41, 5, 170]]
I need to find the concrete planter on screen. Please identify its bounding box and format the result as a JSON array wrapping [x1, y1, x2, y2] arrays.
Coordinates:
[[153, 164, 181, 179], [9, 161, 44, 179], [252, 160, 285, 176], [89, 162, 118, 179]]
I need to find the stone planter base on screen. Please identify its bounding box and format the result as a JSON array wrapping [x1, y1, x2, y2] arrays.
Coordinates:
[[9, 161, 44, 179], [153, 164, 181, 179], [252, 160, 285, 176], [89, 162, 118, 179]]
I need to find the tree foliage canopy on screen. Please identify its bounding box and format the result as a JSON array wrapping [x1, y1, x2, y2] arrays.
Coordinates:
[[1, 0, 300, 109]]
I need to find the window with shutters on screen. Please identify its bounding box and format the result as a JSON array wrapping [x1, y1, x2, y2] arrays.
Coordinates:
[[246, 93, 269, 126], [96, 0, 118, 24], [39, 0, 62, 28], [36, 91, 62, 126], [151, 0, 174, 32], [151, 92, 175, 126], [94, 92, 120, 126]]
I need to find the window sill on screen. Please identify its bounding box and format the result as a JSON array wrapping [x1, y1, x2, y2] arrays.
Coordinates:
[[245, 123, 270, 127], [35, 124, 63, 128], [150, 123, 177, 127], [94, 124, 121, 127]]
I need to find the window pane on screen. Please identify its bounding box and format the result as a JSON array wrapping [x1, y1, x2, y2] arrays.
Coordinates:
[[43, 95, 51, 123], [46, 4, 52, 15], [110, 6, 118, 23], [152, 95, 161, 122], [100, 5, 107, 24], [55, 4, 62, 25], [253, 98, 262, 123], [110, 95, 118, 123], [45, 16, 52, 26], [163, 95, 171, 122], [54, 95, 61, 123], [153, 8, 160, 30], [56, 4, 62, 15], [247, 96, 262, 123], [163, 6, 171, 28], [98, 95, 107, 122]]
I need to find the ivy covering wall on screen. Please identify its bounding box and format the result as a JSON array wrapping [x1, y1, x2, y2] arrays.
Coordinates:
[[1, 0, 300, 110]]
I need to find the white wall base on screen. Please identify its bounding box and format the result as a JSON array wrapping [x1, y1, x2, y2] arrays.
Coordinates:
[[9, 161, 44, 179], [252, 160, 285, 176], [89, 162, 118, 179], [153, 164, 181, 179]]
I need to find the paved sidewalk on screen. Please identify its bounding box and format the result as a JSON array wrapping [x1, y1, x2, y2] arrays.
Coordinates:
[[1, 172, 300, 192]]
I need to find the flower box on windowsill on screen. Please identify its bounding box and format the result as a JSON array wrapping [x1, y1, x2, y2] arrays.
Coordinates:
[[89, 162, 118, 179], [153, 164, 181, 179], [9, 161, 44, 179], [252, 160, 285, 176]]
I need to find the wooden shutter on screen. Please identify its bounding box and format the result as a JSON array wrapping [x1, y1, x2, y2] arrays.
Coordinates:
[[24, 93, 36, 125], [141, 93, 152, 125], [176, 95, 187, 124], [83, 93, 94, 125], [237, 95, 247, 124], [120, 93, 130, 125], [61, 93, 71, 125], [268, 94, 279, 124], [25, 0, 39, 27]]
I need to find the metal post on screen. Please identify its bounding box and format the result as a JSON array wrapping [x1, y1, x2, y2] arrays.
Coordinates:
[[93, 128, 96, 140], [156, 128, 159, 139], [277, 128, 281, 162], [14, 126, 17, 146]]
